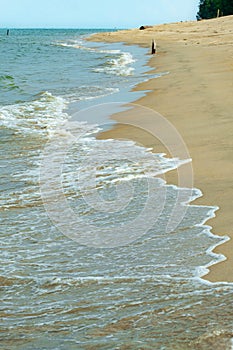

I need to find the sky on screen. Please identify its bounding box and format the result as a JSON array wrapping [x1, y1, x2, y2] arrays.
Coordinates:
[[0, 0, 199, 28]]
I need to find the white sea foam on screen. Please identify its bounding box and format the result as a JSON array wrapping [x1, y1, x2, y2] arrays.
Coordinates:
[[0, 91, 69, 136], [54, 39, 136, 76], [54, 86, 119, 102], [54, 39, 122, 54], [93, 52, 136, 76]]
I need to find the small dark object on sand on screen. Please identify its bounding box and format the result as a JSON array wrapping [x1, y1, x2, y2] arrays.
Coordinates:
[[151, 40, 156, 54], [139, 25, 153, 30]]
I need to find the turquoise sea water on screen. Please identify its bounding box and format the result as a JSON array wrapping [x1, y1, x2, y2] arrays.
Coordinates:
[[0, 29, 233, 349]]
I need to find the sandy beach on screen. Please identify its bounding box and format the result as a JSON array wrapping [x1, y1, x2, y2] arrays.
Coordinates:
[[88, 16, 233, 282]]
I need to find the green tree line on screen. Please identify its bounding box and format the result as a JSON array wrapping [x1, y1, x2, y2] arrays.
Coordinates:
[[197, 0, 233, 19]]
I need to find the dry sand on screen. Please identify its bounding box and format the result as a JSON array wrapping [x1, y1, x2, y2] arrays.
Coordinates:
[[88, 16, 233, 282]]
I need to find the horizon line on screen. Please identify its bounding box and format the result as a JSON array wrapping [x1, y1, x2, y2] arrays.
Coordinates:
[[0, 26, 129, 30]]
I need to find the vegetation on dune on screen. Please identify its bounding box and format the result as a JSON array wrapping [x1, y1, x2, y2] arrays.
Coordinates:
[[197, 0, 233, 19]]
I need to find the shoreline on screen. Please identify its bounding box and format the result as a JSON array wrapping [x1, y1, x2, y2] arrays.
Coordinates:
[[88, 16, 233, 282]]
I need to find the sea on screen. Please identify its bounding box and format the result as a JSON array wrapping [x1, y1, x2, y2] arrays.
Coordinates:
[[0, 29, 233, 350]]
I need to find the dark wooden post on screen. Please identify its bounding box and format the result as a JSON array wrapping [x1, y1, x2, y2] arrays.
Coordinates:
[[151, 40, 156, 54]]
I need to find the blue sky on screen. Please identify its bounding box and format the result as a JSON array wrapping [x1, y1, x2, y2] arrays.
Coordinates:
[[1, 0, 199, 28]]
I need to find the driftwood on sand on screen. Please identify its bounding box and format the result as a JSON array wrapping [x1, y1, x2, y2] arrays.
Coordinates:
[[139, 25, 153, 30]]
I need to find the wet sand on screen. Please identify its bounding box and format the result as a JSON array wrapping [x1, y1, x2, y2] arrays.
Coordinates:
[[88, 16, 233, 282]]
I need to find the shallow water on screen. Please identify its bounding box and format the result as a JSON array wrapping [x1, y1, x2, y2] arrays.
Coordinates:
[[0, 29, 232, 349]]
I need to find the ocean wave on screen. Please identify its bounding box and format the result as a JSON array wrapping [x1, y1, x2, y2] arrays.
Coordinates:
[[0, 91, 69, 136], [51, 86, 119, 102], [0, 86, 120, 137], [54, 39, 135, 76], [93, 52, 135, 76], [53, 39, 121, 55]]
